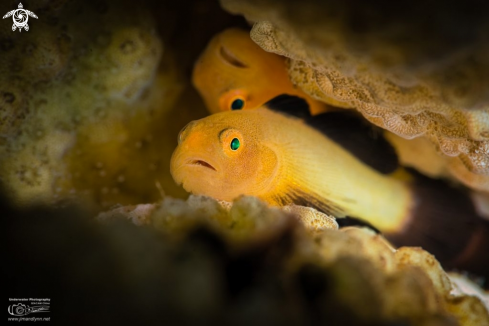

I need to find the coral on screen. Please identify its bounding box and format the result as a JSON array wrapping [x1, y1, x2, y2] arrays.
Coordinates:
[[0, 0, 186, 208], [99, 195, 489, 325], [220, 0, 489, 191]]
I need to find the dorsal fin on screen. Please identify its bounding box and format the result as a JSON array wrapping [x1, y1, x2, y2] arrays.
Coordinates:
[[264, 94, 311, 119], [305, 111, 399, 174]]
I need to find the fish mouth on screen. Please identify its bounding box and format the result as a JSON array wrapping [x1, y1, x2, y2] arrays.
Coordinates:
[[187, 159, 217, 172]]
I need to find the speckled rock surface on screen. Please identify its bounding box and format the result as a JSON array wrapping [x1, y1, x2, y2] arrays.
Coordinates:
[[221, 0, 489, 191], [0, 0, 186, 208], [98, 195, 489, 326]]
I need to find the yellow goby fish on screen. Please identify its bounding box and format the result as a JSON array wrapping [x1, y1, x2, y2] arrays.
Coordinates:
[[192, 28, 346, 115], [192, 28, 453, 181], [171, 95, 489, 275]]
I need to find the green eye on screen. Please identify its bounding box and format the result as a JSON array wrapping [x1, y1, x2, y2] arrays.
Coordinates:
[[231, 98, 244, 110], [230, 138, 240, 151]]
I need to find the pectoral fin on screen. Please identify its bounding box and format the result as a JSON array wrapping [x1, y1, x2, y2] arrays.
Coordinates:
[[273, 187, 345, 218], [274, 188, 380, 233]]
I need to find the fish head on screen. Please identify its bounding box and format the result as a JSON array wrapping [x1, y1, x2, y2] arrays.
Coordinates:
[[192, 28, 293, 114], [170, 110, 279, 201]]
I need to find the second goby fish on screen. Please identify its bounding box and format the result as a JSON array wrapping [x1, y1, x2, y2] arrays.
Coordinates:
[[192, 28, 348, 114], [171, 95, 489, 275]]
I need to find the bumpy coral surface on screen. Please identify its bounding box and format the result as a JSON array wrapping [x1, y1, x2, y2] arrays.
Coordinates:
[[99, 195, 489, 326], [0, 0, 187, 208], [221, 0, 489, 191]]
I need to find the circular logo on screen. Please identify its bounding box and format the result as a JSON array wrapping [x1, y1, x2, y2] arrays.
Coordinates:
[[13, 10, 28, 28], [2, 3, 38, 32]]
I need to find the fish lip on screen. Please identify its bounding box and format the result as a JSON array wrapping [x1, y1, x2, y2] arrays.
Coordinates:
[[186, 159, 217, 172]]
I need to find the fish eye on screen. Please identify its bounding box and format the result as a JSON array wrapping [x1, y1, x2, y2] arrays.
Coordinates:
[[220, 128, 243, 154], [231, 98, 244, 110], [230, 138, 240, 151]]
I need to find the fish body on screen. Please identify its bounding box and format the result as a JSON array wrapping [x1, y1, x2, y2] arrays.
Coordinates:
[[192, 28, 335, 114], [171, 96, 489, 275], [172, 106, 410, 232]]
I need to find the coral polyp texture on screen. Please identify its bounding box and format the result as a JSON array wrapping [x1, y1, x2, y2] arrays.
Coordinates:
[[0, 0, 185, 207], [99, 195, 489, 326], [221, 0, 489, 191]]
